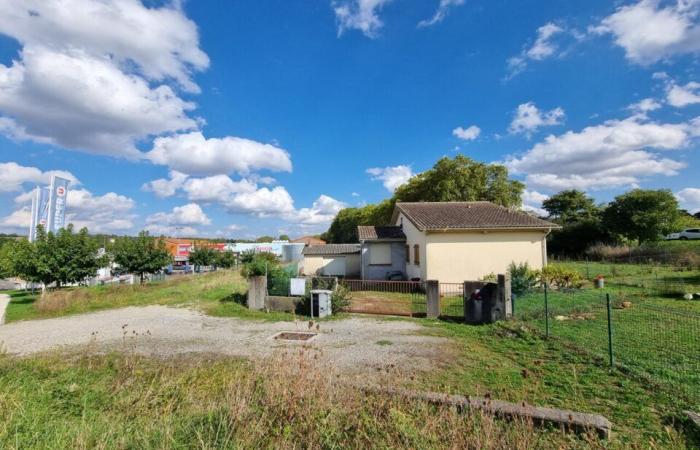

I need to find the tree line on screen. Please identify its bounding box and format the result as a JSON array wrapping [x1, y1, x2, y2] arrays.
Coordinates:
[[0, 227, 238, 290]]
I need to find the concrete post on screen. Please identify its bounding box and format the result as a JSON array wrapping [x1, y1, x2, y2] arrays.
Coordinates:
[[426, 280, 440, 319], [498, 273, 512, 318], [247, 275, 267, 310]]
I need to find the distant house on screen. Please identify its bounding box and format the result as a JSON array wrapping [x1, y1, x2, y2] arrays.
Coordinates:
[[292, 236, 326, 246], [302, 201, 559, 282]]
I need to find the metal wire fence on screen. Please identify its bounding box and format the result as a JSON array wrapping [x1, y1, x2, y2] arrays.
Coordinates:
[[514, 287, 700, 409]]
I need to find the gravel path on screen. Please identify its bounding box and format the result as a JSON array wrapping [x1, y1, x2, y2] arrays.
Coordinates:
[[0, 294, 8, 325], [0, 305, 451, 372]]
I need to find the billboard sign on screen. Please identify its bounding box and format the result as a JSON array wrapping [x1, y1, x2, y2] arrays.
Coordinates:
[[47, 175, 70, 233]]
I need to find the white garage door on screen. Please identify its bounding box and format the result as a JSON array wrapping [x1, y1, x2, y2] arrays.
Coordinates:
[[322, 256, 346, 276]]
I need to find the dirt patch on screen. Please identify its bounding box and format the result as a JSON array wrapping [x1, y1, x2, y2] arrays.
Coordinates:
[[0, 305, 451, 375]]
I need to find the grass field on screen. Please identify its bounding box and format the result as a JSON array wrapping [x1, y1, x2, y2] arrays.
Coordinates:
[[3, 270, 292, 323]]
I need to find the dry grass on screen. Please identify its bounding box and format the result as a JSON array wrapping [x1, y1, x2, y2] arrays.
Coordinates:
[[0, 346, 605, 449]]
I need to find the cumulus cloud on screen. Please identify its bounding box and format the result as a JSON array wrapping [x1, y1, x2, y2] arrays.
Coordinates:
[[290, 195, 347, 226], [676, 187, 700, 213], [667, 80, 700, 107], [0, 0, 206, 158], [506, 115, 696, 191], [509, 102, 565, 136], [592, 0, 700, 65], [0, 161, 79, 192], [225, 186, 296, 215], [506, 22, 568, 78], [0, 207, 31, 233], [521, 190, 550, 217], [141, 170, 188, 198], [333, 0, 393, 38], [628, 97, 662, 114], [418, 0, 465, 28], [452, 125, 481, 141], [146, 203, 211, 228], [367, 165, 414, 192], [147, 131, 292, 176], [183, 175, 258, 203]]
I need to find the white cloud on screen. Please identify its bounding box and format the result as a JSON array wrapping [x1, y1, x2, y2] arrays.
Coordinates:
[[224, 186, 296, 215], [367, 165, 414, 192], [628, 97, 662, 114], [509, 102, 565, 136], [144, 224, 198, 237], [667, 80, 700, 107], [418, 0, 465, 28], [333, 0, 393, 38], [452, 125, 481, 141], [290, 195, 347, 226], [506, 22, 566, 78], [0, 0, 207, 158], [676, 188, 700, 213], [521, 190, 549, 217], [183, 175, 257, 202], [147, 131, 292, 176], [0, 161, 79, 192], [0, 207, 30, 233], [593, 0, 700, 65], [141, 170, 188, 198], [146, 203, 211, 228], [507, 115, 696, 191]]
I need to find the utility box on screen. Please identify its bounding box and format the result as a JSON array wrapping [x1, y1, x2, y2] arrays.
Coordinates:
[[310, 289, 332, 318]]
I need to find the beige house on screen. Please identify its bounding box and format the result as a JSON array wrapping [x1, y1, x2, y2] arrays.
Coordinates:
[[392, 202, 559, 283], [301, 244, 361, 277]]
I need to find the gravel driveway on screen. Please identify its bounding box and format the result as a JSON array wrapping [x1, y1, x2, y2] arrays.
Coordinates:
[[0, 305, 451, 373]]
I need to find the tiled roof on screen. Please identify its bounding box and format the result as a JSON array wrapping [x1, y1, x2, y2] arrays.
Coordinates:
[[291, 236, 326, 245], [357, 225, 406, 241], [302, 244, 361, 256], [393, 202, 559, 231]]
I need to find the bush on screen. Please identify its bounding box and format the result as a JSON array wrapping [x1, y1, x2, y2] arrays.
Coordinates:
[[241, 253, 280, 278], [508, 262, 537, 296], [676, 251, 700, 270], [330, 284, 352, 313], [585, 243, 632, 261], [537, 265, 584, 290]]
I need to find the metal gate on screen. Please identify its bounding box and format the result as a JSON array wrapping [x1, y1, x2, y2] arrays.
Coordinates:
[[341, 280, 427, 317]]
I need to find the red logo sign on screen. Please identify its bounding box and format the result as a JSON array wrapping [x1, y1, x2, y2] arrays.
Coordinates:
[[56, 186, 66, 196]]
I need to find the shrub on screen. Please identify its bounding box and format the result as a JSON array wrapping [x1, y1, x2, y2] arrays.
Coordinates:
[[676, 251, 700, 270], [585, 243, 632, 261], [537, 265, 584, 290], [330, 284, 352, 313], [241, 253, 280, 278], [508, 262, 537, 296]]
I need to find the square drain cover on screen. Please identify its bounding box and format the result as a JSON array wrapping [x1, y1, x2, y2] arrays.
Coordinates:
[[273, 331, 317, 341]]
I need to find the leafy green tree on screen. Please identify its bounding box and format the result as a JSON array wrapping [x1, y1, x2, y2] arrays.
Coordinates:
[[111, 231, 171, 284], [189, 246, 217, 272], [2, 238, 41, 284], [542, 190, 600, 224], [255, 236, 275, 243], [278, 234, 290, 241], [33, 225, 103, 288], [324, 156, 524, 243], [694, 211, 700, 220], [547, 220, 615, 257], [393, 156, 524, 207], [603, 189, 681, 244], [216, 250, 237, 268]]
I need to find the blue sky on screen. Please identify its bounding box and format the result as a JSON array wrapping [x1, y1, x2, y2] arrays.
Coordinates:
[[1, 0, 700, 239]]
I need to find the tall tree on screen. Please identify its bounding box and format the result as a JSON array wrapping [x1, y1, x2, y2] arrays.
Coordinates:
[[111, 231, 171, 284], [33, 225, 102, 288], [393, 156, 524, 207], [542, 190, 600, 224], [189, 245, 217, 272], [603, 189, 681, 244], [2, 238, 40, 284]]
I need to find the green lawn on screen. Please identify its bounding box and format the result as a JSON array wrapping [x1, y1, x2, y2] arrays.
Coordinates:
[[3, 270, 293, 323]]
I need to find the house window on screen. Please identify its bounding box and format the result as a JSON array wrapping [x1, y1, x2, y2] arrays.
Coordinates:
[[413, 244, 420, 266], [369, 243, 391, 265], [405, 245, 410, 263]]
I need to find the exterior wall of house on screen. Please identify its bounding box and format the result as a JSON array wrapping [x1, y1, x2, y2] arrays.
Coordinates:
[[361, 241, 407, 280], [395, 212, 427, 281], [425, 230, 548, 283], [302, 254, 361, 277]]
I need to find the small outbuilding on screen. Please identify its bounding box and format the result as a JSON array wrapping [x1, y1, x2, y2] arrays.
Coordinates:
[[301, 244, 361, 277]]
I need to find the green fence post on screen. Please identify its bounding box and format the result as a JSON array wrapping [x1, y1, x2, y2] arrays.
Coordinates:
[[606, 293, 614, 368], [544, 283, 549, 339]]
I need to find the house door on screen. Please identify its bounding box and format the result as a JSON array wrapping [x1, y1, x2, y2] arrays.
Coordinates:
[[323, 256, 346, 276]]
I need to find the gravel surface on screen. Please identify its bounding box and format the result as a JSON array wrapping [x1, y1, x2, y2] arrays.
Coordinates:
[[0, 305, 451, 373], [0, 294, 8, 325]]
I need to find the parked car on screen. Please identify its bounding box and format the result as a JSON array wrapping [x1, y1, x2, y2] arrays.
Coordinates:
[[665, 228, 700, 240]]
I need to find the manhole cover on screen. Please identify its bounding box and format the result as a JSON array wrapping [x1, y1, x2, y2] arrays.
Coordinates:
[[273, 331, 317, 341]]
